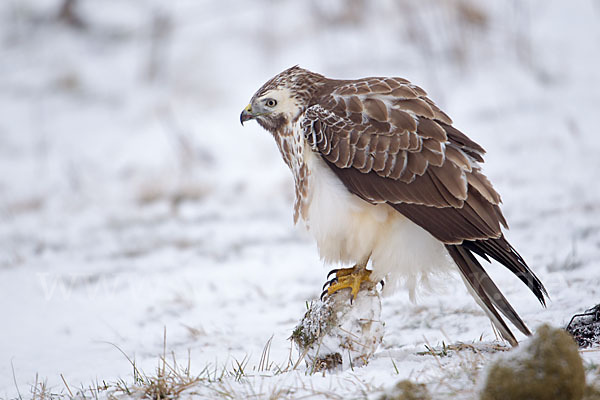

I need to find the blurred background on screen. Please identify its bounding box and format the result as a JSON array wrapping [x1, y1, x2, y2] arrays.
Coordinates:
[[1, 0, 599, 396]]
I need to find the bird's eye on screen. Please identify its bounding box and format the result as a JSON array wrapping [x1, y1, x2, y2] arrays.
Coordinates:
[[265, 99, 277, 108]]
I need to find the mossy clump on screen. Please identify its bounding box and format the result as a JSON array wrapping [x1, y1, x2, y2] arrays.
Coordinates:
[[291, 289, 383, 371], [290, 300, 336, 348], [480, 324, 585, 400], [584, 384, 600, 400], [379, 380, 431, 400]]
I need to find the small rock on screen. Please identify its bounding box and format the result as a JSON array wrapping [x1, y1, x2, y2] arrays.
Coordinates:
[[480, 324, 586, 400]]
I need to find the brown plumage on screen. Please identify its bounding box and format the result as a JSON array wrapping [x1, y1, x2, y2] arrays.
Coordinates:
[[241, 66, 547, 346]]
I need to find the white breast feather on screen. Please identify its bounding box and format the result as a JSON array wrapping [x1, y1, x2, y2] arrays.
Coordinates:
[[302, 146, 456, 300]]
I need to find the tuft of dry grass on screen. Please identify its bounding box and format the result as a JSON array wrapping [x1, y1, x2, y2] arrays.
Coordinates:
[[19, 330, 539, 399], [416, 341, 510, 357], [107, 329, 300, 399], [110, 328, 205, 399], [408, 336, 510, 397], [30, 375, 60, 400]]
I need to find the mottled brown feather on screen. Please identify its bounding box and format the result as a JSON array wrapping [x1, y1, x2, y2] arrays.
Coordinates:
[[328, 144, 340, 164], [360, 155, 374, 173], [421, 146, 445, 167], [394, 99, 435, 118], [407, 131, 422, 151], [439, 122, 485, 162], [376, 135, 392, 152], [337, 86, 357, 96], [423, 137, 444, 155], [389, 152, 407, 180], [369, 82, 392, 92], [467, 168, 502, 204], [390, 109, 417, 131], [407, 152, 428, 176], [417, 118, 447, 141], [391, 86, 418, 98], [410, 85, 427, 96], [348, 112, 363, 124], [427, 169, 464, 207], [346, 96, 363, 113], [337, 138, 351, 168], [363, 98, 388, 122], [354, 82, 371, 95], [423, 97, 453, 124], [353, 148, 368, 170], [429, 162, 468, 201], [381, 151, 396, 176], [397, 132, 410, 149], [445, 145, 472, 172], [372, 151, 388, 172]]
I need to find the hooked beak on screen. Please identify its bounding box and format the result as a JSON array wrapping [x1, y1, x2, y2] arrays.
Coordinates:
[[240, 103, 254, 126]]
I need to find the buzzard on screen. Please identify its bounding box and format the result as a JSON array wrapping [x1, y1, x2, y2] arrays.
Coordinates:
[[240, 66, 547, 346]]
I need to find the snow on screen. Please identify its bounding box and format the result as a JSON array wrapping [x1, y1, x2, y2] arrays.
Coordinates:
[[1, 0, 600, 398]]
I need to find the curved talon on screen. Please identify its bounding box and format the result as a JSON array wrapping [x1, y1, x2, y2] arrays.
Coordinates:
[[321, 266, 373, 303], [379, 280, 385, 289], [320, 289, 328, 301], [327, 269, 339, 279], [327, 269, 372, 301], [322, 277, 338, 290]]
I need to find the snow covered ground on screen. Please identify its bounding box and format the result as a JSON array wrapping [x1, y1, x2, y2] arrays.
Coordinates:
[[1, 0, 600, 398]]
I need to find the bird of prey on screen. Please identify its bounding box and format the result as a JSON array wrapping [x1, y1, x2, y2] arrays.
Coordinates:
[[240, 66, 547, 346]]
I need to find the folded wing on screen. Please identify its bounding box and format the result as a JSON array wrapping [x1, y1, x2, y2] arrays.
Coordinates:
[[302, 77, 548, 345]]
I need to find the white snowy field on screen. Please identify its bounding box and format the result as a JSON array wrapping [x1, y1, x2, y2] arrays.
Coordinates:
[[1, 0, 600, 398]]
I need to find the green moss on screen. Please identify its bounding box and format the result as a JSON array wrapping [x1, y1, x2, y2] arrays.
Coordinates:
[[290, 324, 316, 348], [379, 380, 431, 400], [480, 324, 585, 400], [290, 300, 337, 348]]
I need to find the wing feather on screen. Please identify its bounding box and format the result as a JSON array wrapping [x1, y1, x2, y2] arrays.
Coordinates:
[[393, 98, 435, 118], [390, 109, 417, 131], [417, 118, 447, 141], [363, 98, 388, 122]]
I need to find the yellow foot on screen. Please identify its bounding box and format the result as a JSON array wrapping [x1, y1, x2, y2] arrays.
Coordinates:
[[321, 266, 373, 302]]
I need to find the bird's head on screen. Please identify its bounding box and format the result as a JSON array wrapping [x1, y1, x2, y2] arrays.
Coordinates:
[[240, 87, 298, 133], [240, 66, 325, 134]]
